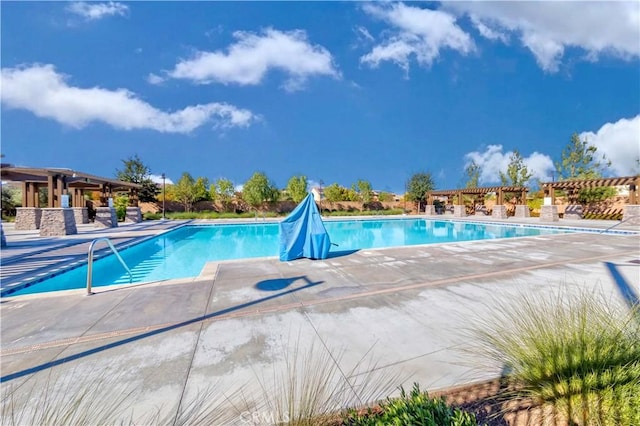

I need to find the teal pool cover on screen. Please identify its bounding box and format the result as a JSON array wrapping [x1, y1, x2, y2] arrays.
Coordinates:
[[279, 193, 332, 261]]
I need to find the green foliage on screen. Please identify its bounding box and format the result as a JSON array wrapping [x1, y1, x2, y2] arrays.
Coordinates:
[[406, 172, 435, 211], [556, 133, 610, 180], [1, 186, 21, 217], [473, 289, 640, 425], [114, 195, 129, 221], [499, 150, 532, 187], [464, 160, 481, 188], [210, 178, 235, 211], [344, 383, 477, 425], [377, 191, 393, 202], [323, 209, 404, 217], [115, 154, 159, 202], [354, 180, 373, 204], [242, 172, 279, 210], [173, 172, 197, 212], [527, 197, 543, 211], [286, 175, 309, 203], [577, 186, 617, 204], [193, 177, 211, 202], [323, 183, 345, 204]]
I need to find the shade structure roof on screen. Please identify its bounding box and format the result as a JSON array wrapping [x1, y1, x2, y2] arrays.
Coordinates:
[[541, 176, 639, 190], [428, 185, 527, 197], [1, 166, 141, 191]]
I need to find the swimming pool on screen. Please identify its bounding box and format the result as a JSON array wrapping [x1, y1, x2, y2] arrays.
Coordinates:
[[6, 218, 569, 296]]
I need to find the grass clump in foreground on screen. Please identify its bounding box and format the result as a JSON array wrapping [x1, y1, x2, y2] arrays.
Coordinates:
[[473, 288, 640, 425], [342, 383, 477, 426]]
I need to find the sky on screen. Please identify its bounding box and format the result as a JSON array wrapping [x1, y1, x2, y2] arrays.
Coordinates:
[[2, 1, 639, 194]]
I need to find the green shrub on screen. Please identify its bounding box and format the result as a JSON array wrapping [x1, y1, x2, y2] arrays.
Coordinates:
[[343, 383, 477, 426], [472, 289, 640, 425]]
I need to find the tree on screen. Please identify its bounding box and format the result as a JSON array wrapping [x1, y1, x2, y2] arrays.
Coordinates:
[[211, 178, 235, 211], [193, 177, 211, 202], [173, 172, 197, 212], [115, 154, 159, 202], [286, 175, 308, 203], [499, 150, 532, 186], [556, 133, 610, 180], [556, 134, 613, 204], [464, 160, 481, 188], [355, 180, 373, 203], [354, 179, 373, 210], [406, 172, 435, 212], [378, 191, 394, 202], [323, 183, 344, 209], [242, 172, 278, 211]]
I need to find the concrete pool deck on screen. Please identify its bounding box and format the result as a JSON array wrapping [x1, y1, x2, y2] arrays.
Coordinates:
[[1, 216, 639, 423]]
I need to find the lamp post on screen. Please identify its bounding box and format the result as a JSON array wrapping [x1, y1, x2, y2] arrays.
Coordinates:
[[161, 173, 166, 220]]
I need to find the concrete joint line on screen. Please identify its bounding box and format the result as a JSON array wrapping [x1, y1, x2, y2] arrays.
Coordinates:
[[3, 249, 637, 357]]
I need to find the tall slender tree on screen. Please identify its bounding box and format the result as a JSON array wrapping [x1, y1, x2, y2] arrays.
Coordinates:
[[500, 150, 532, 186], [115, 154, 159, 202]]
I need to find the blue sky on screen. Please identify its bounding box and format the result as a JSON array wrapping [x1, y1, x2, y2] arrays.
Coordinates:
[[2, 1, 639, 194]]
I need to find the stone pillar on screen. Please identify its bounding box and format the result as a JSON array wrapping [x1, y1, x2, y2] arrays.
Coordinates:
[[453, 205, 466, 217], [564, 205, 583, 220], [424, 205, 436, 216], [1, 221, 6, 247], [72, 207, 89, 224], [15, 207, 42, 230], [623, 205, 640, 226], [124, 206, 142, 223], [540, 205, 559, 222], [95, 207, 118, 228], [39, 208, 78, 236], [514, 205, 530, 218], [492, 205, 508, 219]]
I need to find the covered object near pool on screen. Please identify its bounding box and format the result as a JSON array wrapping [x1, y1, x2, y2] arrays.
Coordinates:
[[279, 193, 332, 261]]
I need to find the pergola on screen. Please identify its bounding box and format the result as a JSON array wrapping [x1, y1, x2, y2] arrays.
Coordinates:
[[427, 185, 528, 205], [1, 166, 141, 208], [541, 176, 639, 205]]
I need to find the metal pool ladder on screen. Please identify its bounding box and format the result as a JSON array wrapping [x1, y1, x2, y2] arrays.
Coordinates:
[[86, 237, 132, 295]]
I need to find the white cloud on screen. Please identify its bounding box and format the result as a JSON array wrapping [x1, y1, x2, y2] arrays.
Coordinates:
[[445, 2, 640, 72], [361, 3, 474, 74], [1, 64, 257, 134], [149, 174, 174, 185], [464, 145, 554, 185], [147, 73, 165, 85], [579, 115, 640, 176], [66, 1, 129, 21], [469, 15, 508, 43], [164, 28, 340, 91]]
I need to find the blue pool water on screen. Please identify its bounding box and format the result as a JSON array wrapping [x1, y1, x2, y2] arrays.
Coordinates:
[[8, 219, 567, 296]]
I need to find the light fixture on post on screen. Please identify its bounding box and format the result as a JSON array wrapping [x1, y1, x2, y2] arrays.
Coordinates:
[[161, 173, 166, 220]]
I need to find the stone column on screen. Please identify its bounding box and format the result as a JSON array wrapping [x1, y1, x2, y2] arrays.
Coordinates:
[[39, 208, 78, 236], [15, 207, 42, 230], [424, 205, 436, 216], [540, 205, 559, 222], [514, 205, 530, 218], [623, 205, 640, 226], [95, 207, 119, 228], [453, 205, 466, 217], [492, 205, 508, 219], [564, 205, 583, 220], [72, 207, 89, 224], [125, 206, 142, 223]]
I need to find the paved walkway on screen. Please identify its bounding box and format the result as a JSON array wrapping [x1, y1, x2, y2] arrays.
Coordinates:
[[0, 216, 639, 424]]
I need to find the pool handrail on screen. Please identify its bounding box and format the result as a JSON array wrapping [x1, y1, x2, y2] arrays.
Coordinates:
[[86, 237, 132, 295]]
